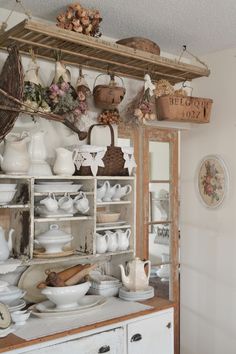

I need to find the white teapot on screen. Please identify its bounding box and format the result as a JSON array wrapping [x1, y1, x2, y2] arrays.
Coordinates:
[[119, 257, 151, 291], [117, 229, 131, 251], [0, 227, 14, 262]]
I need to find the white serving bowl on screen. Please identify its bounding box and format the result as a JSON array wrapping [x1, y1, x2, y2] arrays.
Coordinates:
[[11, 310, 31, 326], [41, 281, 91, 310], [0, 184, 17, 191], [34, 235, 73, 254], [0, 190, 17, 205]]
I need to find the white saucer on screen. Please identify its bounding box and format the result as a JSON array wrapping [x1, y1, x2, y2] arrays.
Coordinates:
[[119, 286, 154, 301], [31, 295, 106, 318], [36, 296, 101, 313], [7, 299, 26, 312]]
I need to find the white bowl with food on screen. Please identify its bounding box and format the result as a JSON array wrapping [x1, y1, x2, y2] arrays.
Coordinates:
[[0, 190, 17, 205], [41, 281, 91, 309]]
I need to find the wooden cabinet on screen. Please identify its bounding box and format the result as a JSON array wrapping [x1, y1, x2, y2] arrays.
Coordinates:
[[127, 310, 174, 354], [25, 328, 125, 354], [19, 309, 173, 354]]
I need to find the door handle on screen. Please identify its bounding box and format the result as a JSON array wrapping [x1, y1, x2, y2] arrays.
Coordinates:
[[98, 345, 110, 353], [166, 322, 172, 329], [131, 333, 142, 342]]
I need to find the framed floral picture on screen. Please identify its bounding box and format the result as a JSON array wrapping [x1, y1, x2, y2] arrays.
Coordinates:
[[197, 155, 228, 208]]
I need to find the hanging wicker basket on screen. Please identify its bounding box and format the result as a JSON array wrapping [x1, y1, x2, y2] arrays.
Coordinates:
[[156, 95, 213, 123], [0, 46, 24, 142], [93, 74, 126, 110]]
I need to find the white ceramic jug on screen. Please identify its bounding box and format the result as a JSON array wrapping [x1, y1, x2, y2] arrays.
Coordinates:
[[117, 229, 131, 251], [103, 182, 121, 202], [53, 148, 75, 176], [97, 181, 109, 203], [119, 257, 151, 291], [96, 233, 108, 254], [112, 184, 132, 201], [106, 231, 118, 252], [0, 227, 14, 262], [28, 130, 52, 176], [0, 133, 30, 175]]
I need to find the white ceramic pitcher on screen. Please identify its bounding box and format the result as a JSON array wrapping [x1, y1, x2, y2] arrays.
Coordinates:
[[53, 148, 75, 176], [0, 133, 30, 175], [117, 229, 131, 251]]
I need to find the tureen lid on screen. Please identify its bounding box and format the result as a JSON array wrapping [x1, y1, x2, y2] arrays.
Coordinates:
[[37, 224, 71, 239]]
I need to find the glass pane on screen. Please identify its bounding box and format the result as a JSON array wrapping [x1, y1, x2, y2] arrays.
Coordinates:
[[149, 183, 170, 223], [149, 141, 170, 180], [150, 272, 170, 300], [149, 224, 171, 265], [117, 138, 132, 147]]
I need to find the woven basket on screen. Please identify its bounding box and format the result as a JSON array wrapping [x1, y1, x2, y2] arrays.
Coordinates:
[[156, 95, 213, 123], [0, 46, 24, 142], [93, 74, 126, 110], [75, 124, 129, 176]]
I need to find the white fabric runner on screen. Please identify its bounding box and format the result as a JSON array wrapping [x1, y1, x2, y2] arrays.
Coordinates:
[[15, 297, 153, 341]]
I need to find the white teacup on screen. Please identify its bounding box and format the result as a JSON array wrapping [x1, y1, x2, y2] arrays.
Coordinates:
[[58, 194, 73, 212], [40, 193, 58, 212], [74, 192, 89, 214], [112, 184, 132, 201]]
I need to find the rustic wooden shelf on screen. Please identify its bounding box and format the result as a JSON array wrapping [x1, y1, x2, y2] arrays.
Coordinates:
[[0, 20, 210, 84]]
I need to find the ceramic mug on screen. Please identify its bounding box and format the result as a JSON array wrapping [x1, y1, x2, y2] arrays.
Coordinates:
[[39, 193, 58, 212], [58, 193, 73, 212], [74, 192, 89, 214]]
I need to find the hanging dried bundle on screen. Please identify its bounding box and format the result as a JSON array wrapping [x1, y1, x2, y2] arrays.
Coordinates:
[[0, 46, 24, 142], [97, 109, 121, 124], [57, 3, 102, 37], [155, 79, 174, 98]]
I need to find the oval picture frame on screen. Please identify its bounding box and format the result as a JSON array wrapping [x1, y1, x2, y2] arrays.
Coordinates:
[[197, 155, 229, 208]]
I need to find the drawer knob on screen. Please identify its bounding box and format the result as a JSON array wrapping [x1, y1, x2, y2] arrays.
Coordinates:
[[166, 322, 172, 329], [131, 333, 142, 342], [98, 345, 110, 353]]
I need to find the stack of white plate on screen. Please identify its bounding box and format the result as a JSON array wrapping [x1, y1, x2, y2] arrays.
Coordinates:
[[89, 272, 122, 297], [119, 286, 154, 301], [0, 281, 26, 312]]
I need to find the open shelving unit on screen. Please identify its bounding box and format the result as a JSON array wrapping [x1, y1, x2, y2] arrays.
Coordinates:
[[0, 175, 135, 267], [0, 20, 210, 84]]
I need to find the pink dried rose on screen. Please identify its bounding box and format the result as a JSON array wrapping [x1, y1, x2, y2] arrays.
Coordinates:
[[50, 84, 59, 93], [60, 81, 70, 91]]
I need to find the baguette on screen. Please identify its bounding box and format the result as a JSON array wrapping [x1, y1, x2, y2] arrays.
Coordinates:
[[65, 264, 97, 286]]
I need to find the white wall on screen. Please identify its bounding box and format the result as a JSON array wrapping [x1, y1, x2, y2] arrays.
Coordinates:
[[180, 48, 236, 354]]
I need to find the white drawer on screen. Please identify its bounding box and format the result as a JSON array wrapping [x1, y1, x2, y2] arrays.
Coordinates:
[[24, 327, 125, 354], [127, 310, 174, 354]]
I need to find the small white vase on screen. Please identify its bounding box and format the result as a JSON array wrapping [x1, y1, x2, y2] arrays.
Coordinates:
[[53, 148, 75, 176]]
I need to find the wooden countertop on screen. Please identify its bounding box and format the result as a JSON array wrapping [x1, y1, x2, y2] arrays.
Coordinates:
[[0, 297, 174, 353]]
